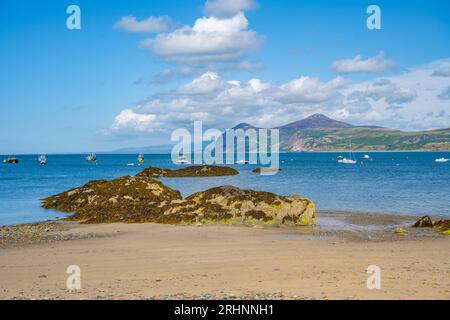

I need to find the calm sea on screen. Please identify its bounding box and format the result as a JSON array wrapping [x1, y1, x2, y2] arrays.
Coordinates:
[[0, 152, 449, 226]]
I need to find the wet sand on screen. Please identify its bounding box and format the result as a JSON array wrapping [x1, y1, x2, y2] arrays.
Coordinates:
[[0, 212, 449, 300]]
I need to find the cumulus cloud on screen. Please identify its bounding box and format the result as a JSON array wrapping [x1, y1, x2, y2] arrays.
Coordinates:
[[204, 0, 259, 18], [438, 86, 450, 100], [178, 72, 224, 95], [140, 13, 264, 64], [114, 16, 171, 33], [108, 58, 450, 136], [431, 66, 450, 77], [332, 51, 396, 73], [111, 109, 157, 132], [277, 76, 350, 103], [362, 79, 417, 104]]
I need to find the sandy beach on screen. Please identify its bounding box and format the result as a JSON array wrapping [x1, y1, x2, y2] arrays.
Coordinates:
[[0, 212, 449, 300]]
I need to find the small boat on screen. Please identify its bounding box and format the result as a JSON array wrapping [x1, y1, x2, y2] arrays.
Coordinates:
[[85, 153, 97, 162], [435, 157, 449, 163], [175, 156, 189, 164], [3, 156, 18, 164], [338, 139, 357, 164], [137, 153, 144, 164], [236, 160, 249, 165], [127, 163, 135, 166], [38, 155, 47, 165], [338, 158, 357, 164], [363, 154, 370, 159]]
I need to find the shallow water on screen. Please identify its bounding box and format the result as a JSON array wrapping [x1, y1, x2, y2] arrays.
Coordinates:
[[0, 152, 449, 225]]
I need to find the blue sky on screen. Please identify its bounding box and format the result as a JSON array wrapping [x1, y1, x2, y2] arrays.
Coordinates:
[[1, 0, 450, 153]]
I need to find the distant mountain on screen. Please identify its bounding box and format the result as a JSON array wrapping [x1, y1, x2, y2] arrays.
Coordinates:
[[108, 114, 450, 153], [237, 114, 450, 152], [105, 144, 173, 154], [232, 122, 259, 131], [278, 113, 353, 131]]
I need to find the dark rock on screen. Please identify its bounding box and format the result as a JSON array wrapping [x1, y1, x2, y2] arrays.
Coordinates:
[[163, 186, 315, 226], [433, 219, 450, 230], [252, 168, 280, 173], [42, 177, 315, 227], [412, 215, 434, 228], [136, 165, 238, 178], [42, 176, 182, 223]]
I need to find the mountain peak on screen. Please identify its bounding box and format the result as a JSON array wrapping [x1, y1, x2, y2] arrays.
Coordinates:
[[279, 113, 353, 130], [232, 122, 257, 130], [305, 113, 332, 121]]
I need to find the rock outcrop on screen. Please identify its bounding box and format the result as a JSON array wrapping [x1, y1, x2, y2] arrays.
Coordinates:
[[412, 216, 450, 235], [136, 165, 239, 178], [42, 178, 316, 227], [251, 168, 280, 174], [42, 176, 182, 223], [162, 186, 315, 226], [412, 215, 434, 228]]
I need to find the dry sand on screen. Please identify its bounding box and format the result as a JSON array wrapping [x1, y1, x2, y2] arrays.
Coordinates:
[[0, 213, 449, 300]]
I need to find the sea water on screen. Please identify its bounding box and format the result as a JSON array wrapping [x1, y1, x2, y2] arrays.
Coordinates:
[[0, 152, 449, 226]]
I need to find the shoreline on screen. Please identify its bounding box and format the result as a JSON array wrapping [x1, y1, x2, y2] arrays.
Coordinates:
[[1, 211, 449, 299], [2, 150, 450, 156], [3, 208, 449, 229]]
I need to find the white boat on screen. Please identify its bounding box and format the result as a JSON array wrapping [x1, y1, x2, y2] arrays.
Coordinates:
[[236, 160, 249, 164], [435, 157, 449, 163], [339, 158, 357, 164], [85, 153, 97, 162], [363, 154, 370, 159], [38, 155, 47, 165], [338, 139, 357, 164], [175, 156, 189, 164], [127, 163, 135, 166]]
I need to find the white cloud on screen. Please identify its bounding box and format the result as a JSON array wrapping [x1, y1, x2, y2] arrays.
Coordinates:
[[111, 109, 157, 132], [277, 76, 350, 103], [361, 79, 417, 104], [431, 66, 450, 77], [109, 58, 450, 136], [178, 72, 224, 94], [140, 13, 264, 64], [114, 16, 171, 33], [204, 0, 259, 18], [332, 51, 396, 73], [438, 86, 450, 100]]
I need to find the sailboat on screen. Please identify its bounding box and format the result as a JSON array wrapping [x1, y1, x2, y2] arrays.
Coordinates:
[[175, 155, 189, 164], [38, 155, 47, 165], [85, 153, 97, 162], [137, 153, 144, 165], [338, 139, 357, 164]]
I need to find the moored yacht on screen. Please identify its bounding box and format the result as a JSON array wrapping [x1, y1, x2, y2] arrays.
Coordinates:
[[85, 153, 97, 162], [137, 153, 144, 164], [175, 156, 189, 164], [3, 156, 18, 164], [38, 155, 47, 165]]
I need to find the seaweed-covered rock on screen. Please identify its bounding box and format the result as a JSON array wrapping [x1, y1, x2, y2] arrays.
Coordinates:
[[433, 219, 450, 235], [42, 176, 182, 223], [162, 186, 315, 226], [412, 216, 450, 235], [395, 227, 409, 235], [412, 215, 434, 228], [136, 165, 238, 178], [251, 168, 280, 174]]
